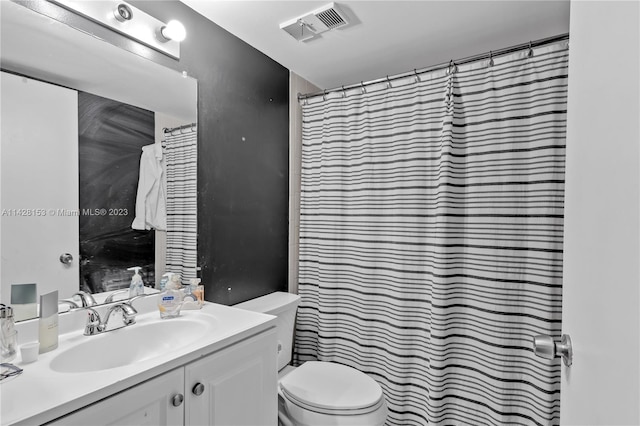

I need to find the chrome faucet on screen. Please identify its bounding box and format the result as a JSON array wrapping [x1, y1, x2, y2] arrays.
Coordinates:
[[83, 302, 138, 336], [104, 289, 130, 303], [58, 299, 80, 312], [73, 291, 97, 307]]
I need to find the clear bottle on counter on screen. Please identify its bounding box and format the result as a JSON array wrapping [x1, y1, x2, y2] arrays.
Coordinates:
[[158, 274, 183, 319], [0, 304, 18, 363]]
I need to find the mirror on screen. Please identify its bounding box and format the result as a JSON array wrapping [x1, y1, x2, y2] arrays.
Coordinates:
[[0, 1, 197, 320]]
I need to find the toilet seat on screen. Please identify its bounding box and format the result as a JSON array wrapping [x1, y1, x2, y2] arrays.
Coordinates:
[[279, 361, 385, 416]]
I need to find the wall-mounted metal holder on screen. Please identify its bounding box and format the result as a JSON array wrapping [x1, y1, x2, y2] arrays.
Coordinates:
[[533, 334, 573, 367]]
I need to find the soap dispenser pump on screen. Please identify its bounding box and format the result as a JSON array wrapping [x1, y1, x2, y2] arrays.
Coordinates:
[[127, 266, 145, 298]]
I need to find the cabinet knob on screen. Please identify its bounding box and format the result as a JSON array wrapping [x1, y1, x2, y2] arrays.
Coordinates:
[[171, 393, 184, 407], [192, 383, 205, 396]]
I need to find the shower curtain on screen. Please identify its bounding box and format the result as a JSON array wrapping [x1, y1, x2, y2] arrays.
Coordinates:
[[295, 41, 568, 425], [163, 126, 198, 285]]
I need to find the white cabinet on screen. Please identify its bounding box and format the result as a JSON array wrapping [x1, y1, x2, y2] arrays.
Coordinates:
[[48, 329, 277, 426], [48, 369, 184, 426], [185, 329, 277, 425]]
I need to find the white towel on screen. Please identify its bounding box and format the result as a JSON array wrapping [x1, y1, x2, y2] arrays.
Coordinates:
[[132, 143, 166, 231]]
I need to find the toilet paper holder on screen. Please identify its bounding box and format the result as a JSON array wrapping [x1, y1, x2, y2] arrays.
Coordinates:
[[532, 334, 573, 367]]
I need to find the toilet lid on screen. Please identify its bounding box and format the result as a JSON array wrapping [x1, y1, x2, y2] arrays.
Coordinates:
[[279, 361, 384, 415]]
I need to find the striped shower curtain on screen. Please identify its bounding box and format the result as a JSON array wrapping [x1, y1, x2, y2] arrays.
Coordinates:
[[295, 41, 568, 425], [163, 126, 198, 285]]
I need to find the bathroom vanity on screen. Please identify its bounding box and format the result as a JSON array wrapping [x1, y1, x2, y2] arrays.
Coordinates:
[[0, 298, 277, 425]]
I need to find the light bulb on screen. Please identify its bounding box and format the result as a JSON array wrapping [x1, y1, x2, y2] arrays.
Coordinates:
[[160, 20, 186, 42]]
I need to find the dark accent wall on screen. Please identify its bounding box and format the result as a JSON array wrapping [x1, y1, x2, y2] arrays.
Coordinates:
[[130, 1, 289, 305], [78, 92, 155, 293]]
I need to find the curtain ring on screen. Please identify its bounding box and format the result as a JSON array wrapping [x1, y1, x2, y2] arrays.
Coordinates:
[[447, 59, 457, 75], [488, 51, 494, 67], [386, 75, 392, 89], [414, 68, 420, 83], [528, 41, 534, 57], [360, 81, 366, 94]]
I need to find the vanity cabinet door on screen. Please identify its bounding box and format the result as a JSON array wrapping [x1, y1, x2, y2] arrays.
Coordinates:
[[184, 328, 278, 426], [47, 368, 185, 426]]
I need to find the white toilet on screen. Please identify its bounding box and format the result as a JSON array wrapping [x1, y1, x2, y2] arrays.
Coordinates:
[[235, 291, 388, 426]]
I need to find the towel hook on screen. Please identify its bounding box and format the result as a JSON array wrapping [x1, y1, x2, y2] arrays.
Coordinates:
[[488, 51, 494, 67], [360, 81, 366, 94], [341, 85, 347, 98], [386, 75, 392, 89], [528, 41, 534, 57], [322, 89, 327, 101], [414, 68, 421, 83]]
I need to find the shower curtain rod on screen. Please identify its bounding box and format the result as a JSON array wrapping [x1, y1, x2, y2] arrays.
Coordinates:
[[163, 122, 197, 134], [298, 33, 569, 102]]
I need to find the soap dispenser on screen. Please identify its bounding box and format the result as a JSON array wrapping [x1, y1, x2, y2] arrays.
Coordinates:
[[158, 274, 183, 319], [182, 278, 204, 310], [159, 272, 172, 291], [127, 266, 145, 298]]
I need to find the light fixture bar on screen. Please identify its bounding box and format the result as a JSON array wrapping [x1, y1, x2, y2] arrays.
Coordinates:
[[49, 0, 182, 59]]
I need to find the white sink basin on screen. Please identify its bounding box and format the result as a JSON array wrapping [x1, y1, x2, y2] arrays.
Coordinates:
[[50, 316, 215, 373]]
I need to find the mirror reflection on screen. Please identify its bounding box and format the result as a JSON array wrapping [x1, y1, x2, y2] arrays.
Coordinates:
[[0, 1, 197, 320]]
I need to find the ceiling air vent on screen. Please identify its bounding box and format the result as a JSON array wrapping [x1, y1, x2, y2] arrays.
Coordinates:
[[280, 2, 349, 42], [315, 6, 348, 30]]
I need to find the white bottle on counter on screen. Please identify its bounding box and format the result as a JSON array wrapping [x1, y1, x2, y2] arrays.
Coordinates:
[[38, 290, 58, 354]]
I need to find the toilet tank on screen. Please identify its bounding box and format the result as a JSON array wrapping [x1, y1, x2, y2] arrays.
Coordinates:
[[234, 291, 300, 371]]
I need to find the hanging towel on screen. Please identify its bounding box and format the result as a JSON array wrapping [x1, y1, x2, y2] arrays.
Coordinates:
[[132, 143, 166, 231]]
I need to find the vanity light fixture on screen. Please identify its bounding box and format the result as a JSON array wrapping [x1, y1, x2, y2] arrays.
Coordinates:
[[49, 0, 185, 59], [159, 20, 187, 42]]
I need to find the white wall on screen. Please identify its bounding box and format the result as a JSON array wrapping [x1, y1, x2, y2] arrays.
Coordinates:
[[561, 1, 640, 423]]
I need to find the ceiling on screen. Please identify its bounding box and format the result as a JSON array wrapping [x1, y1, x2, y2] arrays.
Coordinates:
[[181, 1, 570, 91]]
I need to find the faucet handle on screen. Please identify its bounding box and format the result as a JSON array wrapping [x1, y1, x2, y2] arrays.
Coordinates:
[[121, 303, 138, 325], [84, 308, 102, 336]]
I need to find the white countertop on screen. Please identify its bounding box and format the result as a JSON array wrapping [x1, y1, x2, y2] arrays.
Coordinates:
[[0, 298, 276, 426]]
